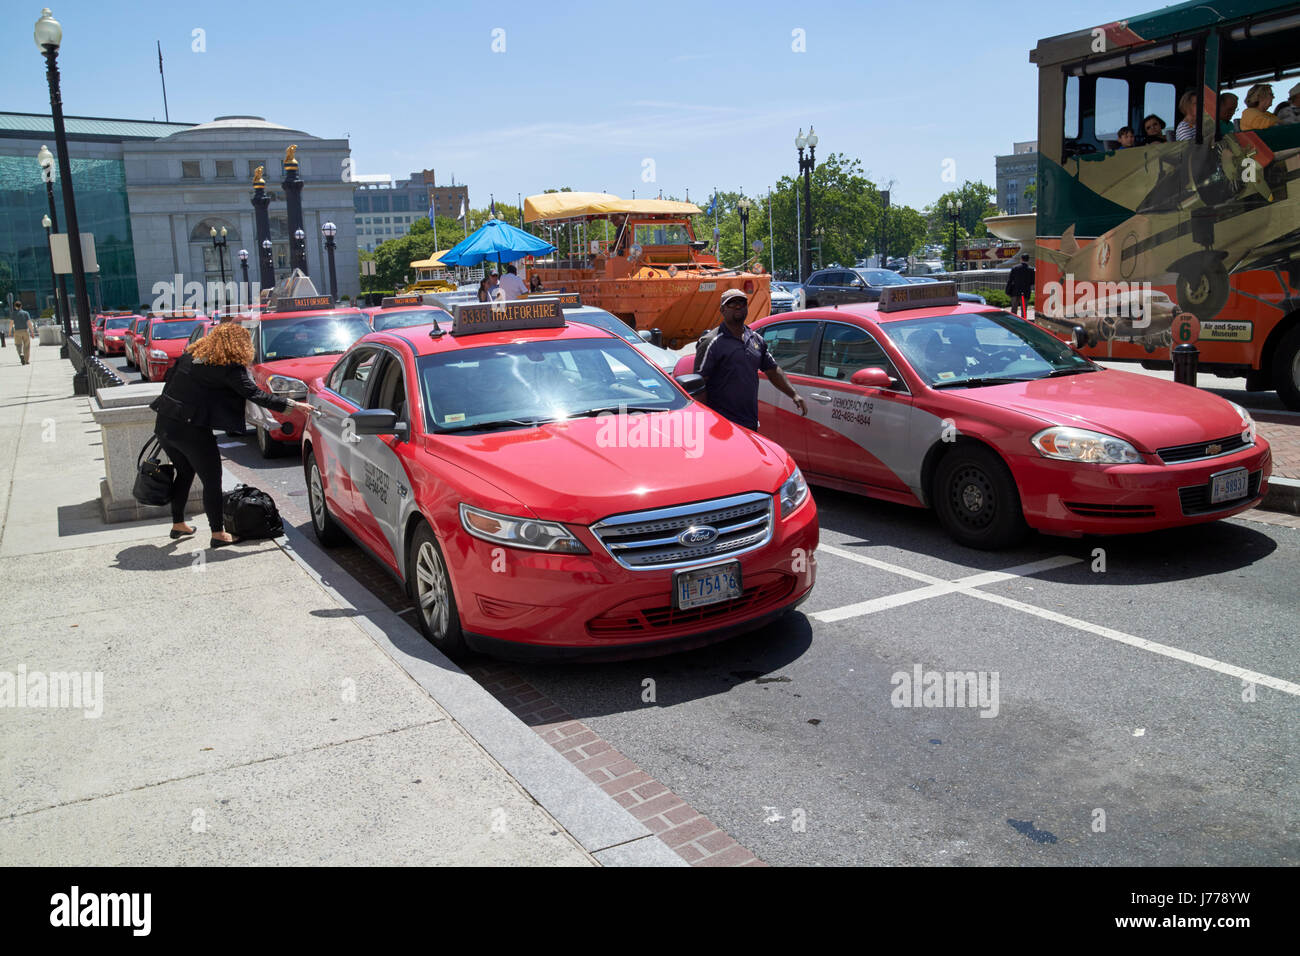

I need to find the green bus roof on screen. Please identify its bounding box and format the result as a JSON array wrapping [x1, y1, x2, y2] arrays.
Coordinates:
[[1032, 0, 1299, 67]]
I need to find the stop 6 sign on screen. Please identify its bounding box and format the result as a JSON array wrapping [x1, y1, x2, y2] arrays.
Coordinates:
[[1173, 312, 1200, 344]]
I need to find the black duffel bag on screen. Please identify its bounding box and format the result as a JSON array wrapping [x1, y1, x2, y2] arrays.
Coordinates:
[[222, 484, 284, 539], [132, 436, 175, 506]]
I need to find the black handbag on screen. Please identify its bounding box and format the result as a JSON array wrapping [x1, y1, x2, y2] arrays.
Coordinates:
[[132, 436, 176, 506]]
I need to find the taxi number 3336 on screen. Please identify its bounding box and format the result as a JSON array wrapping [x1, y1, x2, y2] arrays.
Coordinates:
[[363, 462, 390, 505], [831, 396, 873, 427]]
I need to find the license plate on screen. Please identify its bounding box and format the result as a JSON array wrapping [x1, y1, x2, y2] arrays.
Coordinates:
[[674, 562, 742, 610], [1209, 468, 1249, 504]]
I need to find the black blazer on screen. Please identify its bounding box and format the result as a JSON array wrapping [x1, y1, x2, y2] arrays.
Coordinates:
[[151, 353, 290, 432]]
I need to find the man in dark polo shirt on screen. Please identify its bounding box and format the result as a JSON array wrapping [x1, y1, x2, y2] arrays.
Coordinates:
[[695, 288, 806, 429]]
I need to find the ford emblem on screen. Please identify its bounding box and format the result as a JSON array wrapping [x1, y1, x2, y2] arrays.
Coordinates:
[[678, 525, 719, 547]]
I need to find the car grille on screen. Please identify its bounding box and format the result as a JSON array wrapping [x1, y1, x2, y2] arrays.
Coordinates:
[[1063, 502, 1157, 518], [770, 298, 795, 314], [1178, 470, 1262, 516], [590, 492, 774, 569], [587, 573, 795, 638], [1157, 433, 1249, 463]]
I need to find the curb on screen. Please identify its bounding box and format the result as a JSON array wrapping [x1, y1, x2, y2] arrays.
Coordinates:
[[1262, 475, 1300, 515], [234, 464, 684, 867]]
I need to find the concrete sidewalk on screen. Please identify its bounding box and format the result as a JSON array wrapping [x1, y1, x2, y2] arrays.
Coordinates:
[[0, 340, 681, 866]]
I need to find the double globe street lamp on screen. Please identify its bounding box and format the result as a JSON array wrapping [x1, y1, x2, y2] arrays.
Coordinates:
[[292, 229, 306, 278], [238, 249, 249, 304], [736, 196, 755, 267], [36, 143, 71, 357], [321, 221, 338, 301], [946, 198, 963, 272], [795, 126, 818, 282], [209, 226, 228, 310], [261, 238, 274, 291]]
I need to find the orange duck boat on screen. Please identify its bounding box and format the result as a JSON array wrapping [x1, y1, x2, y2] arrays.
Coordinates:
[[522, 192, 770, 347]]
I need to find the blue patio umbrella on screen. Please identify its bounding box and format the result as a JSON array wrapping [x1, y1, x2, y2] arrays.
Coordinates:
[[439, 218, 555, 267]]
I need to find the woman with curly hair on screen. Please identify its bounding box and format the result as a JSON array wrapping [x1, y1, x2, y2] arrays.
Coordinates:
[[149, 322, 312, 547]]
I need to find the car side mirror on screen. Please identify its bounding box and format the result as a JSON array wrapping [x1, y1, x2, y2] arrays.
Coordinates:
[[1071, 325, 1088, 350], [352, 409, 409, 438], [850, 279, 864, 288], [850, 367, 894, 389], [675, 372, 706, 397], [638, 329, 653, 342]]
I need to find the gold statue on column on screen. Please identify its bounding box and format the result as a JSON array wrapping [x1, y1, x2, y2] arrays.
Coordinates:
[[283, 144, 299, 168], [252, 164, 265, 187]]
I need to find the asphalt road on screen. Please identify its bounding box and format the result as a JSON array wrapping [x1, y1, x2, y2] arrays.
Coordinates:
[[110, 352, 1300, 865]]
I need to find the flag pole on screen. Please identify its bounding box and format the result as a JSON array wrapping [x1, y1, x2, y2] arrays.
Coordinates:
[[157, 41, 169, 122]]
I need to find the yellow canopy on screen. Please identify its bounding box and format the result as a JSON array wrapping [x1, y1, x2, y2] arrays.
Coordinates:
[[524, 192, 702, 223], [410, 249, 452, 269]]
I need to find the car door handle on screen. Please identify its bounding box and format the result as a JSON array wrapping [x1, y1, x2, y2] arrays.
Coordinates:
[[809, 391, 833, 404]]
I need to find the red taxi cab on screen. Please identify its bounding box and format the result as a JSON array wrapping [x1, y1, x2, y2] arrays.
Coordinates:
[[677, 282, 1271, 549], [362, 294, 452, 333], [140, 315, 210, 381], [122, 316, 149, 369], [96, 314, 136, 356], [301, 298, 818, 659], [245, 294, 369, 457]]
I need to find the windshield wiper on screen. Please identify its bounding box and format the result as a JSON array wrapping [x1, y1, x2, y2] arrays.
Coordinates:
[[439, 417, 559, 432], [931, 377, 1032, 389], [1044, 367, 1098, 377], [569, 404, 668, 416]]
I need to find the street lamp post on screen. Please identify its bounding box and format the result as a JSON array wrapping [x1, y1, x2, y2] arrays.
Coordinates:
[[37, 145, 72, 358], [946, 198, 963, 272], [796, 126, 818, 280], [238, 249, 249, 304], [261, 238, 274, 293], [35, 9, 94, 391], [209, 225, 228, 311], [40, 213, 63, 352], [321, 221, 338, 301], [737, 196, 755, 267], [292, 229, 306, 278]]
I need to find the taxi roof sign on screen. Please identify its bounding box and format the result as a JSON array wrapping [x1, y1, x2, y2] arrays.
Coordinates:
[[381, 294, 440, 308], [544, 292, 582, 308], [877, 281, 960, 313], [449, 298, 566, 336], [268, 294, 334, 313]]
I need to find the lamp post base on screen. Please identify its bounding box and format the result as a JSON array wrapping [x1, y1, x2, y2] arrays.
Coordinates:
[[72, 370, 89, 396]]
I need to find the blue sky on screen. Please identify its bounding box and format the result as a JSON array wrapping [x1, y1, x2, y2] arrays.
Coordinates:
[[5, 0, 1149, 211]]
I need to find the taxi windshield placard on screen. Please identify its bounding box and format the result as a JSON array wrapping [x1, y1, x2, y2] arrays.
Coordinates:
[[451, 299, 566, 335], [877, 282, 959, 313]]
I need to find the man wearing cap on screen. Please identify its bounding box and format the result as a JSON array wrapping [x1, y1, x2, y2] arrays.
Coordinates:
[[694, 289, 806, 430], [1276, 84, 1300, 125], [1005, 254, 1035, 321]]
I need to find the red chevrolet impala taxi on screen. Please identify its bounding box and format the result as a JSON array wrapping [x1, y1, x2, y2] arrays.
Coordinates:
[[245, 295, 370, 457], [677, 283, 1270, 549], [95, 313, 136, 356], [140, 315, 209, 381], [301, 298, 818, 659]]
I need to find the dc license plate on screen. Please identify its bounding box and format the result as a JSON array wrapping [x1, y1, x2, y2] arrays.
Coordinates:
[[674, 562, 742, 610], [1209, 467, 1249, 504]]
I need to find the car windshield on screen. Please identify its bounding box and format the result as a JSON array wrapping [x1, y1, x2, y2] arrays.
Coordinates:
[[566, 309, 641, 345], [633, 222, 691, 245], [106, 317, 134, 330], [152, 320, 203, 340], [417, 337, 688, 433], [884, 310, 1097, 388], [371, 308, 450, 332], [861, 269, 909, 287], [260, 312, 370, 360]]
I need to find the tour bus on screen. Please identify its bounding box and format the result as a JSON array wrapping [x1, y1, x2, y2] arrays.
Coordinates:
[[1030, 0, 1300, 409]]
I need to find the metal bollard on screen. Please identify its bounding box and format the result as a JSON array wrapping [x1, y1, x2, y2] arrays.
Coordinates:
[[1172, 342, 1199, 386], [649, 328, 663, 347]]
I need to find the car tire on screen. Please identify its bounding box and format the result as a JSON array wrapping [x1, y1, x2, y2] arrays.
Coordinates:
[[1272, 324, 1300, 411], [305, 453, 345, 546], [407, 522, 466, 656], [932, 445, 1029, 550], [256, 424, 282, 459]]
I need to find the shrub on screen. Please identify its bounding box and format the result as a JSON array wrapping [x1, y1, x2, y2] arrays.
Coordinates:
[[974, 288, 1011, 308]]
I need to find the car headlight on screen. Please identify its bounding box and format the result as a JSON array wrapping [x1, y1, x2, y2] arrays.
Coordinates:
[[459, 504, 589, 554], [1031, 426, 1142, 464], [1227, 401, 1256, 445], [148, 348, 167, 359], [267, 374, 308, 399], [779, 466, 809, 518]]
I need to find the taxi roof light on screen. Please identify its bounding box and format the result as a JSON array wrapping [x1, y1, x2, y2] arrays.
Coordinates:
[[448, 298, 567, 336], [877, 281, 960, 313]]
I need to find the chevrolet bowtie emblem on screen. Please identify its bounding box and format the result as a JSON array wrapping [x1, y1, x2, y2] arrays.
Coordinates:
[[1206, 443, 1222, 455]]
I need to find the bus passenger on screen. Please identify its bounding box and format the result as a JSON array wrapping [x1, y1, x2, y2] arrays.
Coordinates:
[[1240, 84, 1279, 130], [1275, 84, 1300, 125], [1217, 93, 1239, 136], [1117, 126, 1136, 148], [1141, 114, 1168, 144], [1175, 92, 1198, 140]]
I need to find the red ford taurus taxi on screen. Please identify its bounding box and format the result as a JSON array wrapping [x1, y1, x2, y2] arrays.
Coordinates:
[[122, 316, 150, 369], [677, 283, 1270, 549], [140, 315, 210, 381], [302, 298, 818, 659], [97, 314, 137, 356], [245, 295, 370, 457]]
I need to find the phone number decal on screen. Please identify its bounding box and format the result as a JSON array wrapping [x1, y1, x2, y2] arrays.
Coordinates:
[[831, 396, 873, 427]]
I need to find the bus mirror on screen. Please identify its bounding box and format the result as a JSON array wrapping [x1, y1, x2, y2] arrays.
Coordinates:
[[1071, 325, 1087, 350]]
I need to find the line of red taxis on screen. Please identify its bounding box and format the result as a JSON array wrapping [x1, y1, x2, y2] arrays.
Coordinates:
[[169, 282, 1268, 658]]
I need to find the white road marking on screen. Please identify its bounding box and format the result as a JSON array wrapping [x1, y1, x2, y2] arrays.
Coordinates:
[[814, 542, 1300, 697]]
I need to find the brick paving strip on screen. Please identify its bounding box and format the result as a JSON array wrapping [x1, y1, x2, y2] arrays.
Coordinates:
[[224, 458, 763, 866]]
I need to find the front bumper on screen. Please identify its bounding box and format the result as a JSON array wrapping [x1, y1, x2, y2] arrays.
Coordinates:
[[1014, 440, 1272, 536], [446, 498, 819, 657]]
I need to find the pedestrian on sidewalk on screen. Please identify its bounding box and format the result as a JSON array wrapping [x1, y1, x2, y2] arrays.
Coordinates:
[[149, 322, 312, 547], [9, 299, 33, 364], [1005, 255, 1035, 320]]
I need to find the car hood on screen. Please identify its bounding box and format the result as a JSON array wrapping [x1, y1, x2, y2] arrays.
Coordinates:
[[150, 337, 193, 356], [424, 409, 790, 523], [953, 369, 1249, 452], [254, 354, 341, 382]]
